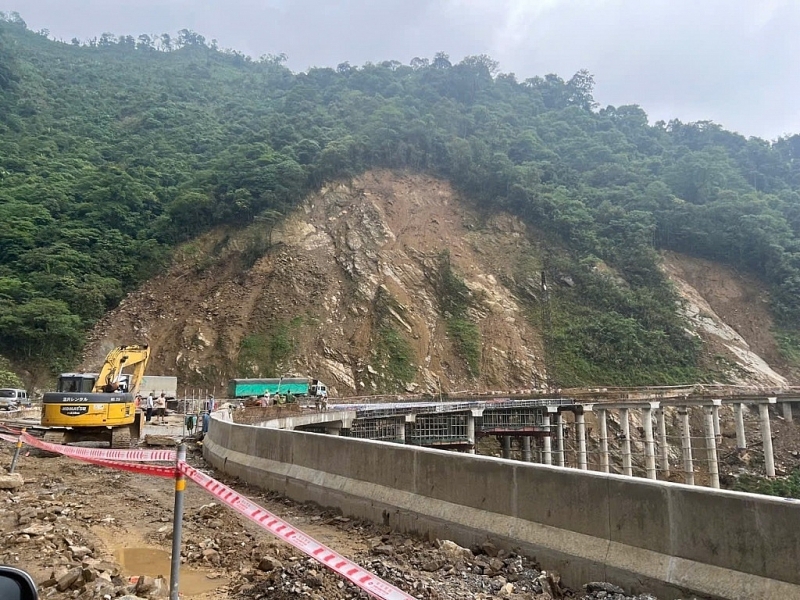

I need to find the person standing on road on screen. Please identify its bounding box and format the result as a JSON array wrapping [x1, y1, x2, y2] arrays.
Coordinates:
[[145, 392, 154, 422], [320, 388, 329, 411], [156, 392, 167, 425]]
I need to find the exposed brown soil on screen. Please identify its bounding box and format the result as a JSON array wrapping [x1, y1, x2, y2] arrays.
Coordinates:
[[81, 171, 796, 395], [83, 171, 547, 396]]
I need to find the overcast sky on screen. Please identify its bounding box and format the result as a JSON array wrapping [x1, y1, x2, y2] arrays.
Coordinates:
[[6, 0, 800, 139]]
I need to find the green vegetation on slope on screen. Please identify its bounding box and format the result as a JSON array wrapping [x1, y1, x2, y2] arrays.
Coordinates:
[[2, 13, 800, 385], [733, 470, 800, 499], [433, 252, 482, 376], [370, 287, 416, 392], [237, 319, 300, 378]]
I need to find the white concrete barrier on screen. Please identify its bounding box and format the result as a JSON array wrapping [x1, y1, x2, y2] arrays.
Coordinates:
[[204, 415, 800, 600]]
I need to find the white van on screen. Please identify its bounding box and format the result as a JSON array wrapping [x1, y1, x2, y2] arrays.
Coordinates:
[[0, 389, 30, 410]]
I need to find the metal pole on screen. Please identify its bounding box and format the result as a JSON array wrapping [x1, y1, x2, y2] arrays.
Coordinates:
[[9, 428, 25, 474], [169, 444, 187, 600]]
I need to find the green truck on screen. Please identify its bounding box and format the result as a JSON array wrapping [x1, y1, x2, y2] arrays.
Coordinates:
[[227, 377, 328, 399]]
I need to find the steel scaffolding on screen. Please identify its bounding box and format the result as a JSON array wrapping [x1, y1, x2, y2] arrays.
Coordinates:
[[347, 417, 405, 443], [406, 412, 469, 446]]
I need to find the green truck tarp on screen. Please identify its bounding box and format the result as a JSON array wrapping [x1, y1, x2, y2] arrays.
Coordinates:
[[227, 378, 312, 398]]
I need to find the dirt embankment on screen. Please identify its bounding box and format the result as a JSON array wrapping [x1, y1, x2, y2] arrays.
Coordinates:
[[82, 171, 796, 394]]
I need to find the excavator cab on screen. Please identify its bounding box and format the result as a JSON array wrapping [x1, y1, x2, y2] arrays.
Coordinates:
[[56, 374, 97, 394], [56, 373, 133, 394]]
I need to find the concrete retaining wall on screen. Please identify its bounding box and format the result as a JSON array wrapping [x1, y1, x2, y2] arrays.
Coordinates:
[[204, 415, 800, 600]]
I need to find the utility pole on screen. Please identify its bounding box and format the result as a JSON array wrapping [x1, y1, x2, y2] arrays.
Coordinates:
[[541, 271, 558, 393]]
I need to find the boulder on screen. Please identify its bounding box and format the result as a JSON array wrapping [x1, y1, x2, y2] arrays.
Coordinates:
[[56, 567, 83, 592], [585, 581, 626, 595], [0, 473, 24, 489], [257, 556, 283, 572], [144, 434, 177, 447], [437, 539, 473, 562]]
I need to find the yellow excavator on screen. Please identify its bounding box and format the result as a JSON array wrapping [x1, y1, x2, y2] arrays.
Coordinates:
[[40, 345, 151, 448]]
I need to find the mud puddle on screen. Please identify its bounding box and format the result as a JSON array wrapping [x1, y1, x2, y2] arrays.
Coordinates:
[[116, 547, 228, 596]]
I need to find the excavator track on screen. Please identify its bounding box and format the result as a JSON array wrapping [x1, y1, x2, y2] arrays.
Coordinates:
[[110, 426, 132, 449], [38, 430, 66, 457], [42, 430, 66, 445]]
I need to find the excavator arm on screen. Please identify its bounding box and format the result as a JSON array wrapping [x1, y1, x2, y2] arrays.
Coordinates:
[[93, 345, 151, 393]]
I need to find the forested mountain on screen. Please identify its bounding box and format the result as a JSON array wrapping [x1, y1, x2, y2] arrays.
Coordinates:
[[2, 13, 800, 387]]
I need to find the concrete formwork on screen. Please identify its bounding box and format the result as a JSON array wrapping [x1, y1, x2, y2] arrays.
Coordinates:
[[205, 415, 800, 600]]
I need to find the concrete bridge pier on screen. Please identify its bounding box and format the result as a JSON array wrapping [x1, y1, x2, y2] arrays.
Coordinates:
[[598, 409, 609, 473], [467, 412, 476, 454], [657, 407, 669, 477], [543, 408, 554, 465], [642, 404, 657, 480], [704, 406, 720, 488], [576, 409, 587, 470], [679, 408, 694, 485], [556, 411, 565, 467], [783, 402, 793, 423], [502, 435, 512, 459], [522, 436, 532, 462], [324, 416, 354, 436], [620, 408, 632, 476], [760, 399, 776, 477], [712, 399, 722, 443], [735, 403, 747, 449]]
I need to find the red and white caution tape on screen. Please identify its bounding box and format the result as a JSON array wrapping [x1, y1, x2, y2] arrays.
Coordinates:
[[178, 462, 417, 600], [1, 432, 414, 600], [0, 432, 174, 476], [21, 433, 176, 462], [73, 456, 175, 478]]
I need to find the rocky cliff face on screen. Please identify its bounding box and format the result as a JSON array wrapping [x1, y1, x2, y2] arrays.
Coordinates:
[[662, 252, 792, 388], [82, 171, 795, 395]]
